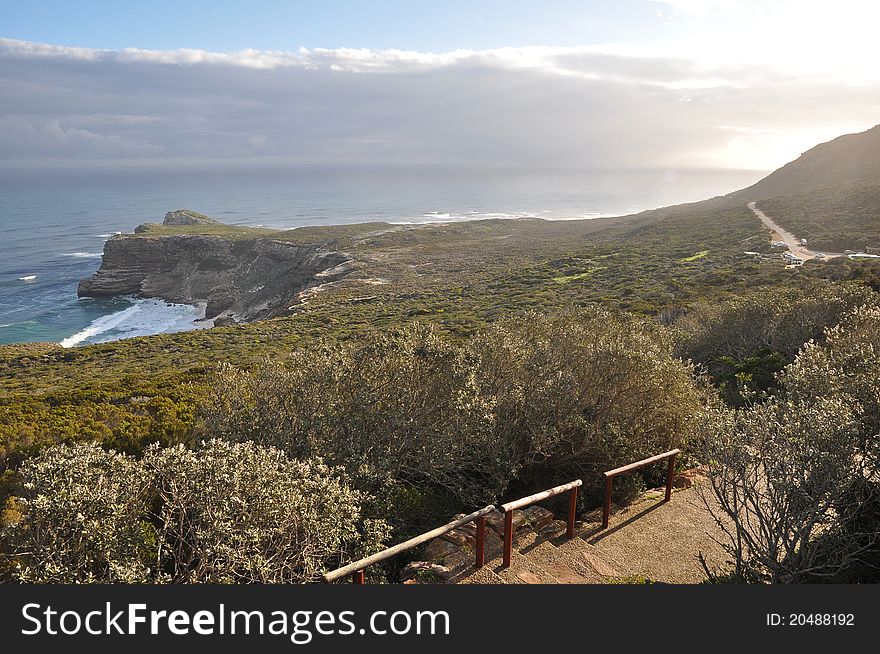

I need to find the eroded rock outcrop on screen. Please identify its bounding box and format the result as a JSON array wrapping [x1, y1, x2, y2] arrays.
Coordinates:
[[162, 209, 219, 226], [78, 231, 352, 322], [133, 209, 221, 233]]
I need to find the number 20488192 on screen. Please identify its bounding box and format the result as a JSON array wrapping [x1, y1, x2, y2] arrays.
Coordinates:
[[766, 613, 854, 626]]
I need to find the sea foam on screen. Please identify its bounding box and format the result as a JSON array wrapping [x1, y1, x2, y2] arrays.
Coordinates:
[[60, 299, 206, 348]]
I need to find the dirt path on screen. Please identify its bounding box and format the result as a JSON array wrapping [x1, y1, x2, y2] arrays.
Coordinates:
[[747, 201, 843, 260], [452, 483, 731, 585]]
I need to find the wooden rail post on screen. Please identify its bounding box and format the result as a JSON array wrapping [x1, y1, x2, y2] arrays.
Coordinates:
[[502, 511, 514, 569], [498, 479, 582, 570], [475, 516, 486, 568], [566, 485, 578, 538], [665, 451, 677, 502], [601, 449, 680, 530], [603, 476, 612, 529], [324, 504, 495, 583]]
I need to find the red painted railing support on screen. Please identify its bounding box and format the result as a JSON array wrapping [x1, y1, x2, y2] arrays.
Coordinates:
[[601, 448, 681, 530], [603, 476, 612, 529], [566, 486, 578, 538], [502, 511, 514, 569], [475, 516, 486, 568], [324, 505, 495, 584], [665, 452, 677, 502], [499, 479, 582, 570]]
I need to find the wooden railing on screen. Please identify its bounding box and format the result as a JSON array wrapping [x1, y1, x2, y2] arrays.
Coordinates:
[[602, 448, 680, 529], [324, 449, 680, 581], [498, 479, 582, 569], [323, 505, 495, 584]]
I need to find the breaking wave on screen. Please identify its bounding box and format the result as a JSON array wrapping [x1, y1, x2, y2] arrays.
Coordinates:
[[60, 299, 206, 348]]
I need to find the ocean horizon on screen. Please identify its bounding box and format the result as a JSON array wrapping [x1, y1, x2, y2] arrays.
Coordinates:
[[0, 166, 765, 347]]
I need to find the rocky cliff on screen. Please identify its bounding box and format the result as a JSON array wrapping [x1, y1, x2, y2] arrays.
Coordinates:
[[134, 209, 220, 233], [78, 232, 352, 322]]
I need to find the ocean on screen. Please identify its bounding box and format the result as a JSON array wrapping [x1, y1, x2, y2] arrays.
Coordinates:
[[0, 166, 764, 347]]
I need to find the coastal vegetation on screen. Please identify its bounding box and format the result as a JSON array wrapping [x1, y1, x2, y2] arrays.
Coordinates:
[[3, 199, 850, 488], [3, 125, 880, 583], [758, 175, 880, 252], [4, 440, 384, 583], [701, 304, 880, 582], [203, 309, 702, 534]]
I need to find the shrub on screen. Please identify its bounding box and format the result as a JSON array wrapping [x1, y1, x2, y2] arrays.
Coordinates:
[[700, 396, 873, 583], [675, 284, 876, 405], [783, 304, 880, 449], [144, 440, 385, 583], [2, 441, 384, 583], [700, 306, 880, 583], [470, 308, 702, 503], [203, 324, 511, 533], [2, 443, 152, 583], [203, 308, 703, 517]]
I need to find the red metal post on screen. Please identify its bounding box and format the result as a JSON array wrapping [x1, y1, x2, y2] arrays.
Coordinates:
[[475, 516, 486, 568], [502, 511, 514, 569], [603, 476, 612, 529], [566, 486, 578, 538], [352, 570, 365, 584], [665, 452, 677, 502]]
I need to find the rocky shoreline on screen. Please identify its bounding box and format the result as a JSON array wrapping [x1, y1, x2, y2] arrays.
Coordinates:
[[78, 210, 353, 324]]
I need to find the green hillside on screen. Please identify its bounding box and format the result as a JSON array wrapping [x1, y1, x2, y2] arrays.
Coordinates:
[[758, 174, 880, 252], [5, 126, 880, 584], [0, 201, 797, 469], [735, 123, 880, 200]]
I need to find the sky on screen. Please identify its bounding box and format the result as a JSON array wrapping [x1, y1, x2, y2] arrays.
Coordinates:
[[1, 0, 879, 172]]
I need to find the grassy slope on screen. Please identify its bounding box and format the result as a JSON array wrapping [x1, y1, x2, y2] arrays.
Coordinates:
[[734, 124, 880, 201], [727, 123, 880, 252], [757, 175, 880, 252], [3, 197, 877, 478]]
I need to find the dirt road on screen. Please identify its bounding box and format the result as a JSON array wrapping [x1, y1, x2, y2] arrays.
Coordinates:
[[747, 201, 843, 261]]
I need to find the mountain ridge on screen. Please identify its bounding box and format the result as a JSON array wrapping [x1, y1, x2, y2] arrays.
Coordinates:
[[734, 124, 880, 200]]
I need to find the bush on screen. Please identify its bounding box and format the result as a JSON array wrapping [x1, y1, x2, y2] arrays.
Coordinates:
[[701, 305, 880, 583], [203, 325, 508, 534], [2, 441, 385, 583], [783, 304, 880, 449], [675, 284, 876, 405], [202, 308, 703, 519], [144, 441, 386, 583], [469, 308, 702, 503], [700, 396, 871, 583], [2, 443, 152, 583]]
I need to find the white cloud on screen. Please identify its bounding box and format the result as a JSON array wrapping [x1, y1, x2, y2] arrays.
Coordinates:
[[0, 36, 876, 171], [0, 38, 758, 87], [650, 0, 748, 17], [0, 116, 163, 157]]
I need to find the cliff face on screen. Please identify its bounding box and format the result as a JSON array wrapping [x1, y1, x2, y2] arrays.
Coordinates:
[[78, 234, 352, 321]]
